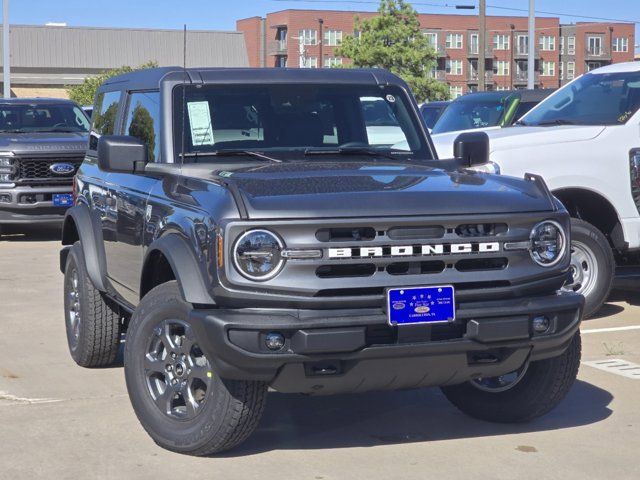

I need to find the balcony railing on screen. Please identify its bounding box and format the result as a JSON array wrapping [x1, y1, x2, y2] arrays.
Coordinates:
[[585, 46, 611, 60], [467, 71, 494, 83], [514, 46, 540, 58], [513, 71, 541, 84], [467, 44, 494, 57], [267, 39, 288, 56]]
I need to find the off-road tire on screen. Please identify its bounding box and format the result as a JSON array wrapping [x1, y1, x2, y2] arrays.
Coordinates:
[[124, 281, 267, 456], [63, 241, 121, 367], [441, 332, 581, 423], [568, 218, 614, 318]]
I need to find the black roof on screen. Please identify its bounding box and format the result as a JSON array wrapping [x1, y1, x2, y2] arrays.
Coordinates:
[[100, 67, 407, 91], [0, 97, 80, 105], [422, 101, 451, 107]]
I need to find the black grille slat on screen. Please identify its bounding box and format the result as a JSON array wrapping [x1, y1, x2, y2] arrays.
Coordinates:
[[15, 157, 82, 185]]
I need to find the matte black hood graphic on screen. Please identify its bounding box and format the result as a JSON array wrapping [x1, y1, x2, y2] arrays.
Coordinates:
[[215, 162, 554, 219]]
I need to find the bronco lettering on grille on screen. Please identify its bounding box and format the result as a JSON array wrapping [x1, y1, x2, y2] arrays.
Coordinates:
[[328, 242, 501, 259]]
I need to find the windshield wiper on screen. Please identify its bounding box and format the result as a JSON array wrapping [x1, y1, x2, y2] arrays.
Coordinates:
[[304, 146, 399, 161], [180, 150, 282, 163], [534, 119, 576, 126]]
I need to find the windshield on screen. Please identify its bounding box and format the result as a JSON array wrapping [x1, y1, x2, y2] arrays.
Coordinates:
[[421, 104, 447, 129], [173, 84, 431, 160], [521, 71, 640, 126], [0, 103, 90, 133], [432, 95, 513, 134]]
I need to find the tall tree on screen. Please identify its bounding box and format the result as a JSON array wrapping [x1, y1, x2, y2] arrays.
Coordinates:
[[336, 0, 449, 102], [66, 61, 158, 106]]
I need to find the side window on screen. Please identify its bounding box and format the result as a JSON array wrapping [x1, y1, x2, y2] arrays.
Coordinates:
[[89, 90, 122, 151], [124, 91, 161, 162], [360, 97, 408, 146]]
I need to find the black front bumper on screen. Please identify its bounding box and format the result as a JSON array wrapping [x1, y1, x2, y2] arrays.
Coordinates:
[[191, 291, 583, 395]]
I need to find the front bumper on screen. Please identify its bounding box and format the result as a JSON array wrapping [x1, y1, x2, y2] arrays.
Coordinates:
[[191, 291, 583, 395], [0, 185, 71, 224]]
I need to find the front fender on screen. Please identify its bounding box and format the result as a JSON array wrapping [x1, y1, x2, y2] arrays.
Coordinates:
[[143, 234, 216, 305], [61, 204, 108, 292]]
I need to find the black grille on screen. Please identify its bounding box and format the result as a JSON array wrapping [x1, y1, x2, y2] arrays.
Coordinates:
[[15, 157, 82, 184]]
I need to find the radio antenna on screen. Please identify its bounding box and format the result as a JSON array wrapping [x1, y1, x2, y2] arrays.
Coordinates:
[[180, 24, 187, 169]]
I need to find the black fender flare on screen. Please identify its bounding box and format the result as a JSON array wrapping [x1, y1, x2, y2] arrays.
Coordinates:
[[142, 234, 216, 305], [61, 204, 108, 292]]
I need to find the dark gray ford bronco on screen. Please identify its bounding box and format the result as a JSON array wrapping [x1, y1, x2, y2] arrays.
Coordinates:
[[60, 67, 583, 455], [0, 98, 89, 232]]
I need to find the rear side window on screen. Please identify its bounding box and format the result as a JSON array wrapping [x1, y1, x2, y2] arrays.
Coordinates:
[[124, 91, 161, 162], [89, 90, 122, 151]]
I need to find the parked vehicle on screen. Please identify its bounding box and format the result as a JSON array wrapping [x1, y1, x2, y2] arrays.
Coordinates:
[[419, 100, 450, 129], [433, 62, 640, 317], [0, 98, 89, 235], [60, 67, 582, 455], [431, 89, 555, 136]]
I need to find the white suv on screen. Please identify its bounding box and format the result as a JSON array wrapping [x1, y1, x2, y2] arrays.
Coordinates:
[[431, 62, 640, 317]]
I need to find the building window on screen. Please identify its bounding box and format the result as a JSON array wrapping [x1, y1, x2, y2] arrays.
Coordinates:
[[559, 61, 564, 80], [493, 34, 510, 50], [587, 61, 602, 71], [469, 33, 479, 54], [567, 36, 576, 54], [324, 56, 343, 67], [541, 60, 555, 76], [428, 65, 437, 79], [301, 56, 318, 68], [516, 35, 528, 55], [445, 59, 463, 75], [613, 37, 629, 52], [496, 86, 509, 91], [587, 36, 603, 56], [424, 32, 438, 50], [446, 33, 463, 49], [298, 29, 317, 46], [353, 29, 361, 39], [494, 60, 510, 76], [449, 85, 463, 99], [324, 29, 343, 46], [539, 35, 556, 51], [275, 56, 287, 68], [566, 61, 575, 79]]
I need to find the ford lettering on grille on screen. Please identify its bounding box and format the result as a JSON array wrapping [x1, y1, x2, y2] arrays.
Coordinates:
[[49, 163, 75, 175], [328, 242, 500, 258]]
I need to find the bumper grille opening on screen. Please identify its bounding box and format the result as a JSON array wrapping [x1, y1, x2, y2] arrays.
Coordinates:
[[456, 223, 508, 237], [455, 257, 508, 272], [386, 260, 446, 276], [316, 227, 376, 242], [316, 264, 376, 279]]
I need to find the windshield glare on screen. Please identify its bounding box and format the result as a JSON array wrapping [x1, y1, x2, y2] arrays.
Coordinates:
[[432, 95, 512, 134], [521, 71, 640, 126], [0, 103, 90, 133], [173, 84, 431, 160]]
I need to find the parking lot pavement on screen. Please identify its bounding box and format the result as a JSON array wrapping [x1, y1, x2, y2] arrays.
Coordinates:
[[1, 230, 639, 480]]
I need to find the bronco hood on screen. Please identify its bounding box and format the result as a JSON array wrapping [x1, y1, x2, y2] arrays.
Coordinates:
[[217, 161, 555, 219], [0, 132, 88, 155], [432, 125, 605, 159]]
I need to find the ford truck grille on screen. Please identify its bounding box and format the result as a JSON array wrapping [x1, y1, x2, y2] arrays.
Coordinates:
[[14, 157, 83, 185], [223, 213, 570, 306]]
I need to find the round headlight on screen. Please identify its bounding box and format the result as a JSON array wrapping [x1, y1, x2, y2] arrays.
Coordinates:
[[530, 220, 566, 267], [233, 229, 284, 281]]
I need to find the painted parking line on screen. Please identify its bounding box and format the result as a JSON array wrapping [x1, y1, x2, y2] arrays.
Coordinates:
[[581, 325, 640, 334], [582, 359, 640, 380], [0, 391, 62, 407]]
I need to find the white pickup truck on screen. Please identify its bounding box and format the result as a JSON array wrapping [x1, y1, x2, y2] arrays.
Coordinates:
[[431, 61, 640, 317]]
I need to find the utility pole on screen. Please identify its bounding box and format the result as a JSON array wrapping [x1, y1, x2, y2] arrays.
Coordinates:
[[527, 0, 535, 89], [318, 18, 324, 68], [2, 0, 9, 98], [510, 24, 515, 89], [478, 0, 486, 91]]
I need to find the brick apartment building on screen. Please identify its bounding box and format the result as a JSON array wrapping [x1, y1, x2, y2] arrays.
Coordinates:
[[237, 9, 635, 98]]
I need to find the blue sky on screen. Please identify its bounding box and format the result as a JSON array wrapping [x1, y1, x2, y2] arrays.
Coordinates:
[[2, 0, 639, 51]]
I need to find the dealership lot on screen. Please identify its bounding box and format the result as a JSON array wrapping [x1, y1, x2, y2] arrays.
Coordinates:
[[1, 229, 639, 480]]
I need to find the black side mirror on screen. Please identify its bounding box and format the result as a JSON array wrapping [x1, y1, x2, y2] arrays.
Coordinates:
[[97, 135, 147, 173], [453, 131, 490, 167]]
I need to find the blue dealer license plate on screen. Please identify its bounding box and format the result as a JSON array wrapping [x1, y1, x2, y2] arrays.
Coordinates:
[[53, 194, 74, 207], [387, 285, 455, 326]]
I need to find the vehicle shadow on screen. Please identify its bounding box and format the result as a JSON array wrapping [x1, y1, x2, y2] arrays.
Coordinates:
[[0, 225, 61, 242], [225, 379, 612, 457]]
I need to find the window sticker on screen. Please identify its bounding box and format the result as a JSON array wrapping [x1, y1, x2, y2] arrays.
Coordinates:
[[187, 101, 215, 146]]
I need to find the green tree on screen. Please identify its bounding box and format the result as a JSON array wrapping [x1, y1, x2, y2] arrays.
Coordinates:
[[335, 0, 449, 102], [66, 61, 158, 106], [128, 103, 156, 162]]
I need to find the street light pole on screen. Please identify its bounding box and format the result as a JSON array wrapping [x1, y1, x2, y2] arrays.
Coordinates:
[[527, 0, 535, 89], [478, 0, 486, 91], [2, 0, 10, 98], [318, 18, 324, 68]]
